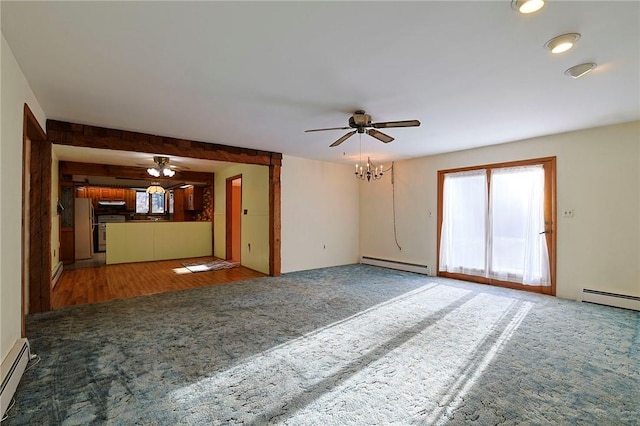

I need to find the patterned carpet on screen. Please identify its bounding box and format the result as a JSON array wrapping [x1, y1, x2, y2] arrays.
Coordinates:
[[4, 264, 639, 424]]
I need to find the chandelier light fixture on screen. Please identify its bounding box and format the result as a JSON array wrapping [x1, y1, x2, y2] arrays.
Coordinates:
[[355, 157, 384, 181], [146, 183, 165, 194], [147, 156, 175, 178], [354, 133, 388, 182]]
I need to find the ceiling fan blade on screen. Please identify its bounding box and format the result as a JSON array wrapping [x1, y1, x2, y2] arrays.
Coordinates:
[[371, 120, 421, 129], [367, 129, 394, 143], [330, 130, 357, 147], [305, 126, 351, 133]]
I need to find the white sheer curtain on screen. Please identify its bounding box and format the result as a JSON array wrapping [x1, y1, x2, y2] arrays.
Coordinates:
[[439, 170, 487, 276], [489, 165, 550, 286], [439, 165, 551, 286]]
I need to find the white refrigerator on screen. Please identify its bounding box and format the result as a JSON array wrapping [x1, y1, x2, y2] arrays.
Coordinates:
[[74, 198, 95, 260]]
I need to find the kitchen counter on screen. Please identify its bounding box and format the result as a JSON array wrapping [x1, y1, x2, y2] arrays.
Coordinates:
[[106, 221, 212, 264]]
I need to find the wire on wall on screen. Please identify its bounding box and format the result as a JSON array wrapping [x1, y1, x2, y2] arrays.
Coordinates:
[[391, 162, 402, 251]]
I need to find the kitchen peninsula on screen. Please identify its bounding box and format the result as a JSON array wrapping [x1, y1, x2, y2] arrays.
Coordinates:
[[106, 221, 212, 264]]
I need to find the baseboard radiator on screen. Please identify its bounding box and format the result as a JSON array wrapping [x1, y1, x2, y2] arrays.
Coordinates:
[[361, 256, 431, 275], [1, 338, 29, 417], [579, 288, 640, 311], [51, 262, 64, 289]]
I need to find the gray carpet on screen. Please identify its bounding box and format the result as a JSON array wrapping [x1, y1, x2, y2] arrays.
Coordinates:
[[4, 264, 639, 425]]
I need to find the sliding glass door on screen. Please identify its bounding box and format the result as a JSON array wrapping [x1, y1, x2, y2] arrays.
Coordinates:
[[437, 158, 556, 295]]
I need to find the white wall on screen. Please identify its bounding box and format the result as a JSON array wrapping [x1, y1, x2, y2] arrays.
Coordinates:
[[214, 163, 270, 274], [0, 34, 46, 364], [281, 155, 359, 273], [360, 121, 640, 300]]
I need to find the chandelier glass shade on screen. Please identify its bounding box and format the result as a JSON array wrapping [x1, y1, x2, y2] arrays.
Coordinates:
[[146, 183, 165, 194]]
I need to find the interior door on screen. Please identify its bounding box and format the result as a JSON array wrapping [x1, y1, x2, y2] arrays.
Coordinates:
[[225, 175, 242, 262]]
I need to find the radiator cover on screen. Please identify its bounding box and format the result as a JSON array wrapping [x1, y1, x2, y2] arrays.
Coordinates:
[[1, 338, 29, 417], [361, 256, 431, 275], [579, 288, 640, 311]]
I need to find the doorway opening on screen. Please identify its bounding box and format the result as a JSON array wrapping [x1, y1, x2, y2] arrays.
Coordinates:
[[226, 175, 242, 263]]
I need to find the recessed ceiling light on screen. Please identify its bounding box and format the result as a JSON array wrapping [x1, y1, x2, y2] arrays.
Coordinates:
[[565, 63, 597, 79], [544, 33, 581, 54], [511, 0, 545, 14]]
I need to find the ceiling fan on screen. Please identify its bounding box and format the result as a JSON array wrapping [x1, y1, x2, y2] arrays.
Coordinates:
[[137, 156, 189, 178], [305, 110, 421, 147]]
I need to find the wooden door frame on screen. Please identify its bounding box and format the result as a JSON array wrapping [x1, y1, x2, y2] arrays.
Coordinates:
[[22, 104, 52, 329], [436, 156, 556, 296], [225, 174, 242, 261]]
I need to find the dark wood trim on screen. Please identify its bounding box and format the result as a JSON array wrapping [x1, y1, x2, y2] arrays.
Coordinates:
[[439, 271, 553, 295], [269, 159, 282, 276], [437, 156, 556, 175], [23, 104, 52, 323], [436, 156, 556, 296], [48, 120, 282, 167], [225, 174, 243, 261], [207, 175, 215, 253], [60, 161, 213, 183]]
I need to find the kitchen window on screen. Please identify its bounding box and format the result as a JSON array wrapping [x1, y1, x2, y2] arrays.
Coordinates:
[[135, 191, 166, 214]]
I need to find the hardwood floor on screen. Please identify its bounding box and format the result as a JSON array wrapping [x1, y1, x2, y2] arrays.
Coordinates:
[[51, 257, 266, 309]]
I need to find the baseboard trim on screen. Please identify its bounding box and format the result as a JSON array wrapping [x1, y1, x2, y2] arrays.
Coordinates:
[[579, 288, 640, 311], [361, 256, 431, 275], [1, 338, 29, 417], [51, 261, 64, 289]]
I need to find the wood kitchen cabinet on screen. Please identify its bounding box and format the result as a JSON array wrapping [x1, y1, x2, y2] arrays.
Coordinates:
[[173, 189, 186, 221], [87, 187, 100, 208], [111, 188, 125, 200], [99, 187, 112, 200], [185, 186, 204, 211], [124, 189, 137, 210], [75, 186, 88, 198]]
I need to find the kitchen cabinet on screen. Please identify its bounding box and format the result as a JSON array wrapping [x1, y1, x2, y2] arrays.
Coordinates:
[[76, 186, 88, 198], [99, 187, 112, 200], [173, 189, 186, 221], [124, 189, 137, 210], [112, 188, 125, 200], [74, 186, 137, 211], [184, 186, 204, 211], [87, 187, 100, 208], [98, 187, 122, 200]]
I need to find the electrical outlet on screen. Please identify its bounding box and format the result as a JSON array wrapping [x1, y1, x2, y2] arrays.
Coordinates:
[[562, 209, 574, 218]]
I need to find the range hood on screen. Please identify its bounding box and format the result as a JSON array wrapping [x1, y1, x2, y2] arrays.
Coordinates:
[[98, 200, 126, 206]]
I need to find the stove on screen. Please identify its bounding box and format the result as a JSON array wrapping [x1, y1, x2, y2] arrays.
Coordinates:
[[97, 215, 126, 251]]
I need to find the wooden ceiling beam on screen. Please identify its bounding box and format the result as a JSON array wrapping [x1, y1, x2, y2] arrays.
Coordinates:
[[60, 161, 213, 183], [48, 120, 283, 167]]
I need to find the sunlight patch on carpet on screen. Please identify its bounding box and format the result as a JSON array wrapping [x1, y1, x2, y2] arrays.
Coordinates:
[[168, 284, 527, 423]]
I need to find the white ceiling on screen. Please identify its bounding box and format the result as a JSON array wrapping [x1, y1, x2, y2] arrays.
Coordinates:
[[2, 1, 639, 167]]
